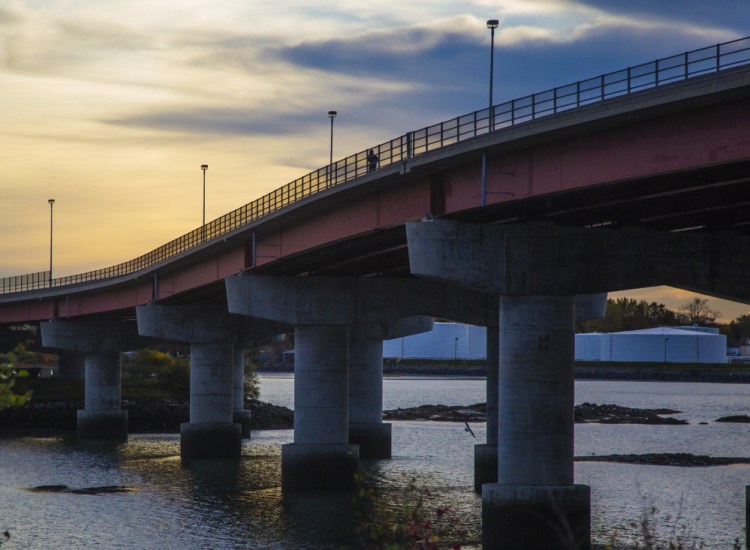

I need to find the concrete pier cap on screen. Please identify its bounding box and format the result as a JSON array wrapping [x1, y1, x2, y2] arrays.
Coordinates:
[[40, 318, 155, 441], [405, 220, 595, 548], [136, 304, 284, 458]]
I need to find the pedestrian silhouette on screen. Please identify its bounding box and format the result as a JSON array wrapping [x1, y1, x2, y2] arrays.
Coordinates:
[[367, 149, 379, 172]]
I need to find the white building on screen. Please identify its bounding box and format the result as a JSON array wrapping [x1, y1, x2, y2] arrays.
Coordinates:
[[384, 323, 727, 363], [383, 322, 486, 360], [574, 326, 727, 363]]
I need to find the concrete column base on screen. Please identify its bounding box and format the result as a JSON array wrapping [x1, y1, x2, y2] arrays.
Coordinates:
[[180, 422, 242, 459], [482, 484, 591, 550], [474, 443, 498, 493], [281, 443, 359, 490], [233, 410, 252, 439], [76, 409, 128, 441], [348, 422, 391, 459]]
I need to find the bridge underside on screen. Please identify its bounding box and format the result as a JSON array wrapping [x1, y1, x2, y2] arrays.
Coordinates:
[[250, 157, 750, 280]]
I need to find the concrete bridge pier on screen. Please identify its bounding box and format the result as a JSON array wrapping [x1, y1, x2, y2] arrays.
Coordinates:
[[232, 347, 252, 438], [349, 316, 432, 459], [474, 324, 498, 493], [136, 305, 243, 459], [405, 220, 595, 549], [483, 295, 590, 550], [348, 333, 390, 459], [78, 351, 125, 440], [182, 339, 239, 458], [282, 324, 358, 490], [474, 293, 605, 493], [40, 318, 151, 440]]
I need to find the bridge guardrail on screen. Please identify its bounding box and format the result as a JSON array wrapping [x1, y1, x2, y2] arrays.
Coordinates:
[[3, 35, 749, 295]]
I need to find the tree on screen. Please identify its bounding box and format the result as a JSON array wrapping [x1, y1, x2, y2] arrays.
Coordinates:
[[577, 298, 679, 333], [676, 297, 720, 326], [721, 313, 750, 344], [0, 351, 32, 411]]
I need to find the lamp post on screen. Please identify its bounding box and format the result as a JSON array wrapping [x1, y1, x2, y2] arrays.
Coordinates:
[[487, 19, 499, 130], [201, 164, 208, 227], [328, 111, 337, 166], [48, 199, 55, 288]]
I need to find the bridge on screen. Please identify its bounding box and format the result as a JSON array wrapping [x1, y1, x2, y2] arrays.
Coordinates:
[[3, 36, 750, 549]]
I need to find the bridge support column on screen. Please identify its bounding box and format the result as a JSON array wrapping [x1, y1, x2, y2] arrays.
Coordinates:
[[39, 319, 150, 441], [474, 324, 498, 493], [232, 347, 252, 438], [77, 351, 128, 440], [348, 332, 391, 459], [282, 325, 358, 490], [483, 295, 590, 550], [136, 305, 255, 459], [181, 340, 240, 458]]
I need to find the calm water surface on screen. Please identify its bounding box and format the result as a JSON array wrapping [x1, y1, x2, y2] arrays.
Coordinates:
[[1, 377, 749, 548]]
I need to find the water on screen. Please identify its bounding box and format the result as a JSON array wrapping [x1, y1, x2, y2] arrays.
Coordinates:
[[1, 378, 749, 548]]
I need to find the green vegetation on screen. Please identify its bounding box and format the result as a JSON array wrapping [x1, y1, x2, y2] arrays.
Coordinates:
[[0, 344, 34, 411], [355, 477, 469, 549], [122, 348, 190, 401], [577, 297, 726, 334], [601, 505, 742, 550]]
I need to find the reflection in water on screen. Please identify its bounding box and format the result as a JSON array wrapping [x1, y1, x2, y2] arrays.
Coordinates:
[[3, 379, 750, 547]]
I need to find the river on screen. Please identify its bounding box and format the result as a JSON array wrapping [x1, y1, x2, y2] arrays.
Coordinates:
[[1, 377, 749, 548]]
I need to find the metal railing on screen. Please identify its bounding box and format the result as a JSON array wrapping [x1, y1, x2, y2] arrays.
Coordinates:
[[3, 35, 749, 295]]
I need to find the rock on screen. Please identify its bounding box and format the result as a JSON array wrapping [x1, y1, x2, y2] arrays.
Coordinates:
[[382, 402, 688, 425], [383, 403, 486, 422], [574, 402, 687, 425], [0, 399, 294, 434], [715, 415, 750, 423], [575, 453, 750, 467]]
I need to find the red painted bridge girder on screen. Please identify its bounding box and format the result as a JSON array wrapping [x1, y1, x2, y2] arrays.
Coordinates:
[[2, 71, 750, 323]]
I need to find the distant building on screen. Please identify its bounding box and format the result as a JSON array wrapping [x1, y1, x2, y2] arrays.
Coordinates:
[[383, 322, 486, 360], [575, 326, 727, 363], [384, 323, 727, 363]]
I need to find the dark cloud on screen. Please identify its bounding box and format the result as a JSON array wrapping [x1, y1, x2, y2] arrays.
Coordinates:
[[583, 0, 750, 33]]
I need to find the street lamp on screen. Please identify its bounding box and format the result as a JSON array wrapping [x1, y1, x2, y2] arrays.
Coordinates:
[[487, 19, 499, 130], [327, 111, 337, 166], [201, 164, 208, 227], [48, 199, 55, 288]]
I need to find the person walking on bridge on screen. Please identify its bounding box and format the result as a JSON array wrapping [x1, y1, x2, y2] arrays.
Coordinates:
[[367, 149, 379, 172]]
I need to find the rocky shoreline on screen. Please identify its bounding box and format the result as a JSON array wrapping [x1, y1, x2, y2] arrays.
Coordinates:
[[5, 400, 750, 467], [0, 400, 727, 435], [0, 399, 293, 436]]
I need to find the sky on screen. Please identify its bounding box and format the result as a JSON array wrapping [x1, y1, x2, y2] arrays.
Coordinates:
[[1, 0, 750, 320]]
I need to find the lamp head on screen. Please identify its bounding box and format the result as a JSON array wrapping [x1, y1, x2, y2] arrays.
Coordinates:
[[48, 199, 55, 205], [487, 19, 499, 29], [328, 110, 337, 119], [201, 164, 208, 171]]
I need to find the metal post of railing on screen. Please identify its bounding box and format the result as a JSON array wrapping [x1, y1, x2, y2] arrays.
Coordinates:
[[716, 44, 721, 70], [627, 68, 631, 94], [684, 52, 689, 79]]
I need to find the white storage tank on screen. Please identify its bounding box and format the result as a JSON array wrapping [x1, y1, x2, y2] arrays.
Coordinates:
[[383, 322, 486, 360], [577, 327, 726, 363]]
